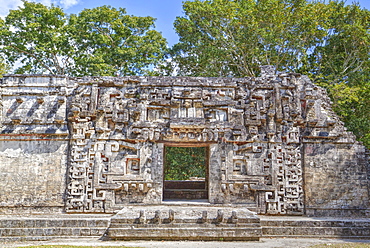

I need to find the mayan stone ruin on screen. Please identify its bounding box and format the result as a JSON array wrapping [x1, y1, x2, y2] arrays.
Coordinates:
[[0, 67, 369, 240]]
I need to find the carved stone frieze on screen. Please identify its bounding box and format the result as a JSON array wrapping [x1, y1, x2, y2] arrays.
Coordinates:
[[62, 73, 343, 214]]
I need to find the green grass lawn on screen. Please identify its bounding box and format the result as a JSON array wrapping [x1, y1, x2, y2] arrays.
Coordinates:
[[310, 243, 370, 248], [13, 243, 370, 248], [16, 246, 142, 248]]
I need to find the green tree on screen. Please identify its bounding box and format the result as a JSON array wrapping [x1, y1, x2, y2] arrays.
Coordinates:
[[169, 0, 370, 148], [301, 2, 370, 147], [0, 1, 167, 76], [170, 0, 332, 77], [68, 5, 167, 76], [0, 1, 70, 74], [0, 55, 10, 76], [164, 147, 206, 181]]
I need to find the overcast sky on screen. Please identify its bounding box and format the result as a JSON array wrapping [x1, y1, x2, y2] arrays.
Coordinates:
[[1, 0, 369, 46]]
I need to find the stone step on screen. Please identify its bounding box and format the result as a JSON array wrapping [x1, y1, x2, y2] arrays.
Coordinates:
[[0, 227, 106, 236], [0, 215, 110, 240], [163, 189, 208, 199], [108, 227, 261, 241], [261, 217, 370, 238], [107, 205, 262, 241], [161, 200, 258, 212], [0, 218, 109, 228]]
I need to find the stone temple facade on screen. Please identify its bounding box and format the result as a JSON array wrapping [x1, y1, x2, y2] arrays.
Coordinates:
[[0, 68, 369, 217]]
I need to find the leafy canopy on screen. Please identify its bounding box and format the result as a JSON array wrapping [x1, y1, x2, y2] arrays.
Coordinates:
[[170, 0, 331, 77], [0, 1, 167, 76]]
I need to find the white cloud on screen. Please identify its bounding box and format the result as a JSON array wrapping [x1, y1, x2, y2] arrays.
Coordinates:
[[0, 0, 80, 18], [39, 0, 52, 6], [59, 0, 79, 9], [0, 0, 22, 18]]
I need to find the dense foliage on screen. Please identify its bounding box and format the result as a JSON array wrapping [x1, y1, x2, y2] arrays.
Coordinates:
[[164, 147, 206, 181], [168, 0, 370, 148], [0, 1, 167, 76]]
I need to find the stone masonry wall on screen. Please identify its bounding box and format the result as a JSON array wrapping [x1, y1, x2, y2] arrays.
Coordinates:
[[0, 75, 69, 214], [0, 71, 368, 216], [0, 140, 67, 214], [304, 143, 369, 217], [297, 76, 370, 216]]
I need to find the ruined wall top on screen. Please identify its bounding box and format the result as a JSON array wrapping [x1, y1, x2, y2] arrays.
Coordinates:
[[0, 71, 357, 145]]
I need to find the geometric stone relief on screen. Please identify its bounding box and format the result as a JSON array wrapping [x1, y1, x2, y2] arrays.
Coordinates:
[[264, 144, 304, 215], [63, 71, 341, 214], [65, 73, 308, 214]]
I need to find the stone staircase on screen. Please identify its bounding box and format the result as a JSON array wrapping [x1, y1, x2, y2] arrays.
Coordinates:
[[163, 180, 208, 200], [1, 211, 370, 241], [106, 204, 262, 241], [261, 216, 370, 239], [0, 215, 111, 241]]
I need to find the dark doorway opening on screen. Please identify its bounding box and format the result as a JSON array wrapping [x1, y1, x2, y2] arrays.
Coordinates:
[[163, 146, 208, 200]]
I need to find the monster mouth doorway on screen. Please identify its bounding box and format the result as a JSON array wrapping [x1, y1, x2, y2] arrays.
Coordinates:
[[163, 144, 208, 200]]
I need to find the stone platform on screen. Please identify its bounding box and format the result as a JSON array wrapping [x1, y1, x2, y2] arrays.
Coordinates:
[[1, 211, 370, 241], [261, 216, 370, 239], [106, 204, 262, 241], [0, 214, 111, 242]]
